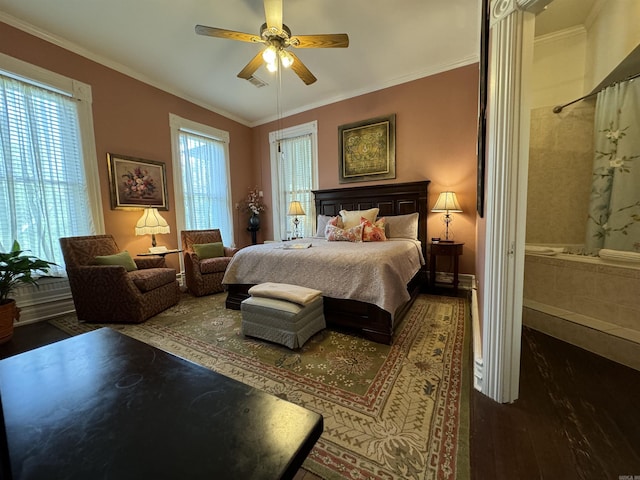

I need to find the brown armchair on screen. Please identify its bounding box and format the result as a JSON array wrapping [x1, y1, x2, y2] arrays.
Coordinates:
[[181, 229, 238, 296], [59, 235, 180, 323]]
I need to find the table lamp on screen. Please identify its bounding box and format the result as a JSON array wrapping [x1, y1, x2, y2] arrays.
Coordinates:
[[288, 201, 306, 239], [431, 192, 462, 241], [135, 207, 170, 247]]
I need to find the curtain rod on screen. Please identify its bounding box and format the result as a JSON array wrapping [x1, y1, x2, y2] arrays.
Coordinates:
[[552, 71, 640, 113]]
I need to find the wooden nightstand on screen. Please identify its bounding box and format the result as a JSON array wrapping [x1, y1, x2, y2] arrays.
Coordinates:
[[429, 242, 464, 294]]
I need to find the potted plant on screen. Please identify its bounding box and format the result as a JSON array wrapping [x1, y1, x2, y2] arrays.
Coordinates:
[[0, 240, 57, 344]]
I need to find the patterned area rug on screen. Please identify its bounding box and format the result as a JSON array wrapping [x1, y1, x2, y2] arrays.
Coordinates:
[[50, 293, 470, 480]]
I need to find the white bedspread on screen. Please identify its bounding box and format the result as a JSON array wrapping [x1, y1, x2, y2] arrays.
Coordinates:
[[223, 238, 424, 319]]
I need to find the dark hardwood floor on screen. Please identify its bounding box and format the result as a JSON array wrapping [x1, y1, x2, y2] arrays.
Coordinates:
[[2, 319, 639, 479], [471, 326, 640, 479]]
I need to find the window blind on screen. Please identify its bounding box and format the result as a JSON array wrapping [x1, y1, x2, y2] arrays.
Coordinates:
[[0, 74, 95, 273], [178, 130, 233, 246], [277, 133, 313, 238]]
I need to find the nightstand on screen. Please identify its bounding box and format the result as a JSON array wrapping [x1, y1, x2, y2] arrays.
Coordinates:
[[429, 242, 464, 294]]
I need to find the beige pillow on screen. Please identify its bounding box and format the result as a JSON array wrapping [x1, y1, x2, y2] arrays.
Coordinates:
[[385, 212, 419, 240], [339, 208, 379, 229]]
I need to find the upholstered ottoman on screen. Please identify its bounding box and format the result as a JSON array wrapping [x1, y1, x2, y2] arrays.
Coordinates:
[[240, 283, 326, 349]]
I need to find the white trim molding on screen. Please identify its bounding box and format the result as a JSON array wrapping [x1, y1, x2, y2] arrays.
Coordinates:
[[478, 0, 544, 403]]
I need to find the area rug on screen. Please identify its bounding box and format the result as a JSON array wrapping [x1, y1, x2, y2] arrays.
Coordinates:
[[50, 293, 470, 480]]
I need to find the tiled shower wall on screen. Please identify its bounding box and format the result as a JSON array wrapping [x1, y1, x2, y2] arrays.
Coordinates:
[[526, 103, 594, 244]]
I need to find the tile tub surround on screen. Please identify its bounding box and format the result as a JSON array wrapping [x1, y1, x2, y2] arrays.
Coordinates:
[[523, 252, 640, 370]]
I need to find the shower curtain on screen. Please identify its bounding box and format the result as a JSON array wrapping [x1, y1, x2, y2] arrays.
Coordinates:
[[585, 78, 640, 253]]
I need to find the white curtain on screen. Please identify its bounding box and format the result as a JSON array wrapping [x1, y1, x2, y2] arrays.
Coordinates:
[[0, 74, 96, 273], [178, 131, 233, 246], [585, 78, 640, 253], [276, 134, 314, 239]]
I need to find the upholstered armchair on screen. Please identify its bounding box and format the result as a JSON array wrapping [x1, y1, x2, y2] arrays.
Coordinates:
[[181, 229, 238, 296], [60, 235, 180, 323]]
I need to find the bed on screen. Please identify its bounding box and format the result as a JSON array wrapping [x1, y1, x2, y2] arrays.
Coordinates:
[[223, 181, 430, 344]]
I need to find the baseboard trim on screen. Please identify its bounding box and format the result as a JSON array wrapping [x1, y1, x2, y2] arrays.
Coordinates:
[[471, 280, 483, 392]]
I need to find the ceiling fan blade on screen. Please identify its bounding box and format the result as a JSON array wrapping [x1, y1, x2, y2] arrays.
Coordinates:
[[290, 34, 349, 48], [237, 51, 265, 80], [263, 0, 283, 31], [195, 25, 260, 43], [288, 51, 317, 85]]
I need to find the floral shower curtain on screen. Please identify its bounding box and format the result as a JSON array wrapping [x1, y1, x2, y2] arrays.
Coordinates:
[[585, 78, 640, 253]]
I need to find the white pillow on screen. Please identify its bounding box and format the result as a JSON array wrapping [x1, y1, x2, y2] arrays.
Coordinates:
[[315, 214, 332, 238], [385, 212, 419, 240], [339, 208, 379, 229]]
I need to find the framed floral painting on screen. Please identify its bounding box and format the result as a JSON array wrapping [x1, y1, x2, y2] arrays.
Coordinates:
[[107, 153, 168, 210]]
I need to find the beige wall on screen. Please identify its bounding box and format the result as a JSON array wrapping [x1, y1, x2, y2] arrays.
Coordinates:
[[532, 27, 587, 108], [585, 0, 640, 90], [1, 22, 479, 276]]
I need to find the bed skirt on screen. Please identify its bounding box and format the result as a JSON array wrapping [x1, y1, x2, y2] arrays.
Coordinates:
[[225, 271, 424, 345]]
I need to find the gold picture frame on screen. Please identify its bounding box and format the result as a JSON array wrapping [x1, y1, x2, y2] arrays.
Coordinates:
[[107, 153, 169, 210], [338, 114, 396, 183]]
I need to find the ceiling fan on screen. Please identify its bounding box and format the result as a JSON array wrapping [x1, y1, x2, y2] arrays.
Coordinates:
[[195, 0, 349, 85]]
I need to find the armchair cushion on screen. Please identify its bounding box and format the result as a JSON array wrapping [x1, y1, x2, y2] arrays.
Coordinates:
[[134, 257, 166, 269], [199, 256, 233, 274], [193, 242, 224, 259], [129, 268, 177, 293], [94, 251, 138, 271]]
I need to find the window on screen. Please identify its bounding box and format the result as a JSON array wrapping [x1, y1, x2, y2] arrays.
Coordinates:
[[169, 114, 233, 247], [0, 53, 103, 274], [269, 121, 318, 240]]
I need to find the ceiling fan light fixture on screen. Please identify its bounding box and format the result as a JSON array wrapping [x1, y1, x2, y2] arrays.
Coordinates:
[[266, 61, 278, 73], [279, 50, 294, 68], [262, 45, 277, 64]]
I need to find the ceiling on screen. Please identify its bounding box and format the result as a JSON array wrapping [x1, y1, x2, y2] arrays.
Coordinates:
[[0, 0, 598, 127], [534, 0, 598, 37]]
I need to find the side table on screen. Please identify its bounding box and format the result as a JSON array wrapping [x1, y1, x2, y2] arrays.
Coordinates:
[[137, 249, 182, 258], [429, 242, 464, 294]]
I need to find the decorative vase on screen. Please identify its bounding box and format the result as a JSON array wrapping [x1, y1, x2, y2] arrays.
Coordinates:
[[248, 213, 260, 229]]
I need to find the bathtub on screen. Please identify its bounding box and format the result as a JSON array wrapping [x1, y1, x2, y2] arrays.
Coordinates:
[[523, 243, 640, 371]]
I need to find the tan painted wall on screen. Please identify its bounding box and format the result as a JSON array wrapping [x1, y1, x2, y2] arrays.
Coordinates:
[[2, 22, 479, 275]]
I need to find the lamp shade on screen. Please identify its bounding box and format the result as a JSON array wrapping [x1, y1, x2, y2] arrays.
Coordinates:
[[431, 192, 462, 213], [287, 201, 306, 216], [135, 208, 170, 236]]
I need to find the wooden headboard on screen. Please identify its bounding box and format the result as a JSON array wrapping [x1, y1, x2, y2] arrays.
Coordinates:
[[312, 181, 430, 259]]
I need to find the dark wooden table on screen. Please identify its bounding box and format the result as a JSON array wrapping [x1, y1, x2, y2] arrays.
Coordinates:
[[429, 241, 464, 294], [0, 328, 323, 479]]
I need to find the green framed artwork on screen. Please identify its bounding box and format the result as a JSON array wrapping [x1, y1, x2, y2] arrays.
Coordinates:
[[338, 114, 396, 183]]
